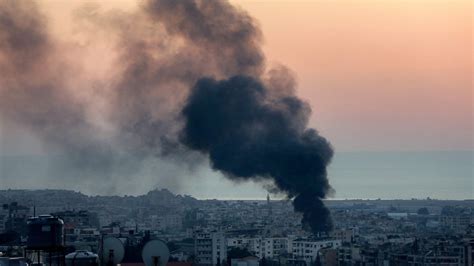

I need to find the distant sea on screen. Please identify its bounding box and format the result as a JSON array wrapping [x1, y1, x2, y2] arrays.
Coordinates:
[[0, 151, 472, 200], [328, 151, 473, 200]]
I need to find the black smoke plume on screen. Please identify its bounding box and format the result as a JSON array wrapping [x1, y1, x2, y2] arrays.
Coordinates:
[[181, 76, 334, 232], [0, 0, 334, 232]]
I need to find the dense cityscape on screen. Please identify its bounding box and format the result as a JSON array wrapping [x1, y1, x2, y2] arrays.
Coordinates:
[[0, 189, 472, 266], [0, 0, 470, 265]]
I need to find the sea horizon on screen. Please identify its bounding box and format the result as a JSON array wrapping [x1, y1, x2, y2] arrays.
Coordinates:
[[1, 150, 472, 200]]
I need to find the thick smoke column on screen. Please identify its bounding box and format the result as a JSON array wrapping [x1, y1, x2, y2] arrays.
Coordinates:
[[181, 76, 334, 232], [0, 0, 334, 232]]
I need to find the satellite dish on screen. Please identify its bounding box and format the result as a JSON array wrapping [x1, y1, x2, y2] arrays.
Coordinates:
[[141, 240, 170, 266], [101, 237, 125, 266]]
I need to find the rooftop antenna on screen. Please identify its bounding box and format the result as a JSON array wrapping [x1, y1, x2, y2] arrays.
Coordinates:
[[141, 240, 170, 266]]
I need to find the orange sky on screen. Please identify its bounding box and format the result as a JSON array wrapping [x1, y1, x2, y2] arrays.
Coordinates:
[[35, 0, 474, 152], [235, 0, 472, 152]]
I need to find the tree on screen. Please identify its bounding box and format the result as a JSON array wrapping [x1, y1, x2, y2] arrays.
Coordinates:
[[417, 207, 429, 215]]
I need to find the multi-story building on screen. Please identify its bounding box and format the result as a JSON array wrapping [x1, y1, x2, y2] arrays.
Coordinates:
[[149, 214, 182, 231], [195, 230, 227, 266], [389, 241, 467, 266], [227, 236, 292, 259], [337, 244, 361, 266], [1, 202, 29, 236], [319, 247, 338, 266], [464, 238, 474, 266], [0, 213, 6, 232], [390, 252, 464, 266], [330, 228, 358, 244], [51, 210, 99, 229], [227, 237, 261, 257], [292, 238, 342, 264], [440, 215, 472, 231], [262, 237, 291, 258]]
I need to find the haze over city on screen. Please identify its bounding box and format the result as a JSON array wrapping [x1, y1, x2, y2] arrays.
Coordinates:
[[0, 0, 472, 200]]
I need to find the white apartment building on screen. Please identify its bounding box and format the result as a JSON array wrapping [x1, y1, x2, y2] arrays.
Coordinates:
[[292, 238, 342, 264], [227, 237, 261, 256], [195, 230, 227, 266], [227, 236, 293, 259], [197, 232, 342, 265], [261, 237, 291, 258]]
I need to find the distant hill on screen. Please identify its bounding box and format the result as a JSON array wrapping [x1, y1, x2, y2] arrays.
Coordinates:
[[0, 188, 199, 214]]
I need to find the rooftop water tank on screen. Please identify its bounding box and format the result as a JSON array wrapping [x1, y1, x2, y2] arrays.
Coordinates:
[[65, 251, 98, 266], [0, 257, 29, 266], [26, 215, 64, 249]]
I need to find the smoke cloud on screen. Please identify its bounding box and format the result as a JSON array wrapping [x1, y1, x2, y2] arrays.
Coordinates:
[[0, 0, 334, 232], [181, 75, 334, 232]]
